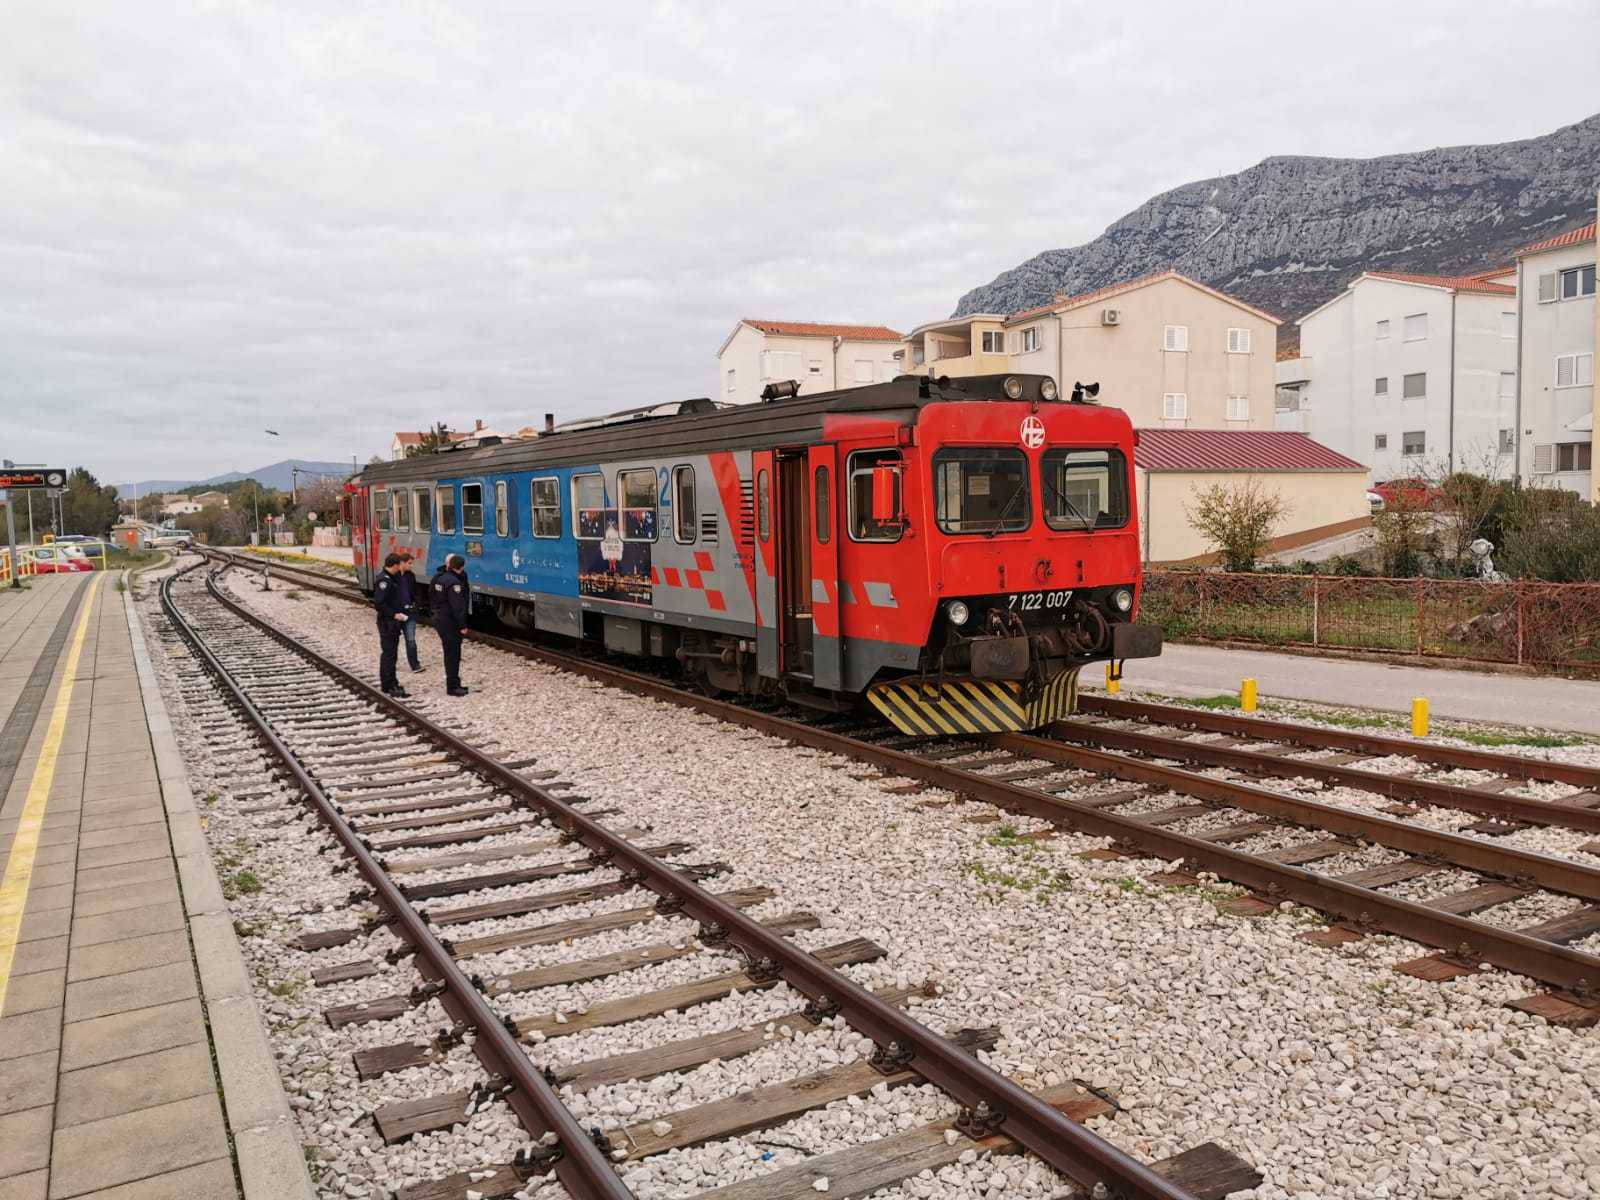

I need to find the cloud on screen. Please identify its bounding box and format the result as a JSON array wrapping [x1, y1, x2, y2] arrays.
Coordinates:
[[0, 0, 1595, 481]]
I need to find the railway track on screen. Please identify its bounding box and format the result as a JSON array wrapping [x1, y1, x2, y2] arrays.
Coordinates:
[[159, 557, 1257, 1199], [202, 550, 1600, 1024]]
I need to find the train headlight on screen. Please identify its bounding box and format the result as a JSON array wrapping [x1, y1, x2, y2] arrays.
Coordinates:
[[1111, 588, 1134, 613], [1040, 377, 1059, 401], [946, 600, 971, 626], [1002, 375, 1023, 400]]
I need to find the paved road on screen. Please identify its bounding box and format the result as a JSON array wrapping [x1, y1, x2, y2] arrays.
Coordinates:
[[1105, 641, 1600, 736]]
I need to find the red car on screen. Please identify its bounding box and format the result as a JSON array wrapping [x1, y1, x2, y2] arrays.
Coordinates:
[[27, 545, 95, 573], [1372, 478, 1443, 510]]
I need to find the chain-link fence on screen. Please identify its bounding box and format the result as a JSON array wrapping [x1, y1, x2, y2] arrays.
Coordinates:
[[1141, 571, 1600, 672]]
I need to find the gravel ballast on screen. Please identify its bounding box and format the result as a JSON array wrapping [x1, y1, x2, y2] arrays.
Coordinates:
[[139, 565, 1600, 1200]]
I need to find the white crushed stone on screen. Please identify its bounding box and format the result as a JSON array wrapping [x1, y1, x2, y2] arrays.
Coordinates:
[[131, 561, 1600, 1200]]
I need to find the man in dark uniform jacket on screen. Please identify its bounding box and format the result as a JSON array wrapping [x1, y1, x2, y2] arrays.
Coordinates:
[[373, 553, 411, 697], [395, 552, 423, 673], [430, 554, 470, 696]]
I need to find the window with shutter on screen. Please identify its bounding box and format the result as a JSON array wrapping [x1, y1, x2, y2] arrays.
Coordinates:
[[726, 369, 736, 393], [1402, 372, 1426, 399], [1402, 431, 1426, 456], [1499, 429, 1514, 454], [1533, 444, 1555, 474], [1226, 328, 1251, 353], [1162, 392, 1188, 419], [1226, 395, 1249, 421], [1162, 325, 1189, 352], [1375, 319, 1390, 339], [1500, 372, 1516, 399], [1537, 272, 1557, 303], [981, 330, 1004, 353], [1375, 376, 1388, 396], [1403, 313, 1427, 342], [1020, 326, 1041, 353], [853, 360, 872, 384], [1374, 434, 1387, 450], [1501, 312, 1517, 339], [1555, 352, 1595, 386]]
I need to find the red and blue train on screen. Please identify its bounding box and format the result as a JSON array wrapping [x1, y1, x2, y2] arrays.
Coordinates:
[[343, 373, 1160, 734]]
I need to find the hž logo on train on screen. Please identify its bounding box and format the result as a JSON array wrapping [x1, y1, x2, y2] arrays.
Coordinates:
[[1019, 415, 1045, 449]]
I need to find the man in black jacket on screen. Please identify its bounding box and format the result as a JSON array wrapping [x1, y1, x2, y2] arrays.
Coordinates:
[[373, 553, 411, 698], [395, 552, 423, 673], [430, 554, 470, 696]]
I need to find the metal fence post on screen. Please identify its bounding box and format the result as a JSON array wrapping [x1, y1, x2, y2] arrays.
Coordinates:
[[1415, 579, 1425, 656], [1516, 585, 1525, 666], [1311, 576, 1321, 646]]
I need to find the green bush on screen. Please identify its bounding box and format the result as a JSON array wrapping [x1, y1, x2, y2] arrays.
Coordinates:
[[1498, 489, 1600, 582]]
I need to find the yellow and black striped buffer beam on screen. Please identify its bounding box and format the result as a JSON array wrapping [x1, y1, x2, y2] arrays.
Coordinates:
[[867, 668, 1080, 736]]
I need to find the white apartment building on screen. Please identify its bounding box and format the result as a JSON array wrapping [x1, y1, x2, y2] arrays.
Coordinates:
[[1294, 270, 1518, 482], [716, 319, 904, 405], [1514, 219, 1596, 500], [903, 272, 1279, 430]]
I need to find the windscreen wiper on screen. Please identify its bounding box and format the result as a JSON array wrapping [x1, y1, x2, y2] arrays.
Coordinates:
[[982, 479, 1027, 538], [1040, 472, 1095, 530]]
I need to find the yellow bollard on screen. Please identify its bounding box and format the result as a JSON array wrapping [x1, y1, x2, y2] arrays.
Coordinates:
[[1411, 697, 1429, 738], [1105, 662, 1120, 695], [1240, 678, 1257, 712]]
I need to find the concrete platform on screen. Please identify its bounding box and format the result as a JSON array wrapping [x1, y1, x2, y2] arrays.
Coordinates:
[[1107, 640, 1600, 736], [0, 574, 312, 1200]]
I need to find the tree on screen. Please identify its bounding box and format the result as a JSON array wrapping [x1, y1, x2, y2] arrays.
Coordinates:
[[404, 422, 453, 458], [1496, 488, 1600, 582], [1186, 478, 1290, 572], [61, 468, 120, 537], [1370, 485, 1438, 577]]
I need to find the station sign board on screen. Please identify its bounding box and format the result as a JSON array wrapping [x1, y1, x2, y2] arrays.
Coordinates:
[[0, 469, 66, 490]]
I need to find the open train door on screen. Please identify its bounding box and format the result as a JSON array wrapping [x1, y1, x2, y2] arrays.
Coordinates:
[[752, 450, 780, 678], [807, 444, 843, 690]]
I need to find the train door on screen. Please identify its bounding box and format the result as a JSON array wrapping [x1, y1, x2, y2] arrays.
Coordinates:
[[752, 451, 779, 678], [776, 451, 813, 678], [807, 445, 842, 690]]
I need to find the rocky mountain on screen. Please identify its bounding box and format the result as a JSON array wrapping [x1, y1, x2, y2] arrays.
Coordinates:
[[955, 113, 1600, 351], [113, 458, 353, 497]]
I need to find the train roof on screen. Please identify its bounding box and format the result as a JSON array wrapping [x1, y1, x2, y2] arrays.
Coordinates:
[[356, 373, 1074, 484]]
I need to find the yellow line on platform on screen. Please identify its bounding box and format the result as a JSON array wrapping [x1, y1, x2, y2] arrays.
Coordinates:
[[0, 575, 100, 1016]]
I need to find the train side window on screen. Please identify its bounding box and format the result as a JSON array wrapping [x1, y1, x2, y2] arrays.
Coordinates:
[[572, 473, 611, 539], [393, 488, 411, 532], [435, 485, 456, 534], [619, 469, 656, 541], [531, 477, 561, 538], [847, 450, 902, 542], [672, 465, 696, 544], [757, 469, 770, 541], [414, 487, 432, 533], [374, 489, 390, 532], [461, 482, 484, 534], [494, 480, 509, 537], [814, 466, 830, 544]]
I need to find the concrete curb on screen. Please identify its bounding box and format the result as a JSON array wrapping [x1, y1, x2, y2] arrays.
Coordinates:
[[123, 571, 317, 1200]]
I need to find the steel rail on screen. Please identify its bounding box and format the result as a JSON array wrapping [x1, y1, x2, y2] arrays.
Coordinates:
[[1049, 721, 1600, 834], [994, 732, 1600, 905], [194, 562, 1198, 1200], [1079, 695, 1600, 790], [424, 632, 1600, 998], [161, 564, 634, 1200]]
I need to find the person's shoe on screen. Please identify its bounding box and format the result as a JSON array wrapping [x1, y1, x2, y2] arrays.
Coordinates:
[[410, 663, 426, 672], [447, 686, 469, 697], [389, 686, 410, 699]]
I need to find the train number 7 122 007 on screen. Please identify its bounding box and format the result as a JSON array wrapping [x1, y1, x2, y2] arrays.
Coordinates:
[[1006, 589, 1075, 612]]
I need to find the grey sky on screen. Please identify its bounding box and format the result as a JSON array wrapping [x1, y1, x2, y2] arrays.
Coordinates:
[[2, 0, 1595, 483]]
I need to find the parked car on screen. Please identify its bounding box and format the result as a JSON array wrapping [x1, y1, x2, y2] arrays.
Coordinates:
[[1366, 490, 1385, 513], [1372, 478, 1443, 510], [27, 545, 94, 573]]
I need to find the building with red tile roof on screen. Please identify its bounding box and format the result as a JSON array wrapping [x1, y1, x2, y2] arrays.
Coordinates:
[[717, 319, 906, 405], [1511, 217, 1596, 500]]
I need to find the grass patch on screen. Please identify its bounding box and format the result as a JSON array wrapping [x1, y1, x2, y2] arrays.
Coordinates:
[[302, 1145, 323, 1184], [1179, 694, 1244, 711], [266, 976, 304, 999], [223, 869, 263, 898], [1452, 729, 1583, 748], [232, 918, 264, 938]]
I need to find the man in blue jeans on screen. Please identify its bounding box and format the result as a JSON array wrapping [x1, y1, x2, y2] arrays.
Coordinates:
[[395, 552, 424, 673]]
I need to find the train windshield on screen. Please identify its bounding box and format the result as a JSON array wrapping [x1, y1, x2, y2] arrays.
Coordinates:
[[1041, 448, 1130, 530], [933, 448, 1030, 535]]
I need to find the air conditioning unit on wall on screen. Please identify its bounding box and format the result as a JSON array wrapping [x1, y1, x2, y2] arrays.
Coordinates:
[[1101, 308, 1121, 326]]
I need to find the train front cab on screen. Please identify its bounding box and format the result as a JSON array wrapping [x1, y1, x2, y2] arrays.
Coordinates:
[[756, 381, 1160, 736]]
